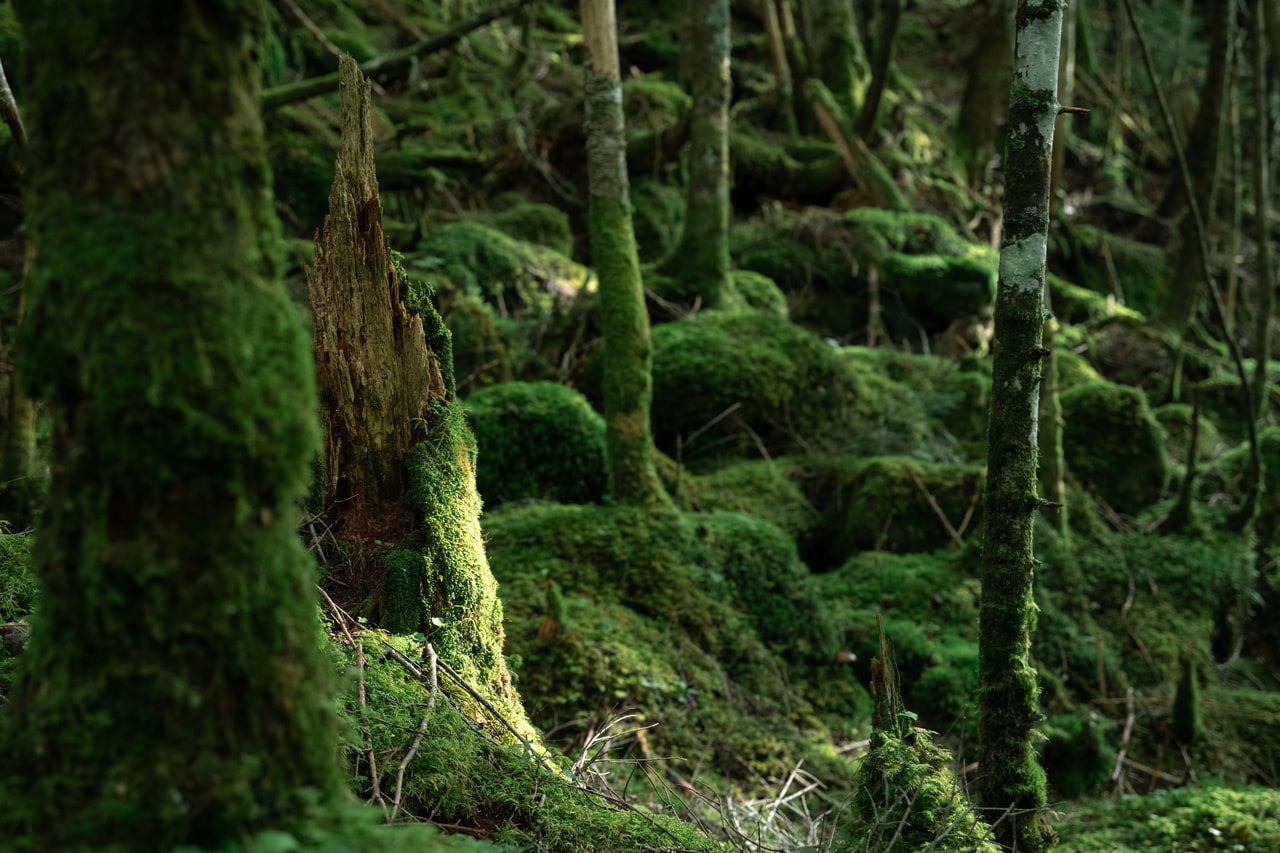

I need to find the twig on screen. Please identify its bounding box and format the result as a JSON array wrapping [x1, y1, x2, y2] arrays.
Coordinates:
[[1111, 687, 1136, 786], [0, 57, 25, 149], [907, 467, 964, 547], [389, 643, 438, 823], [316, 585, 382, 806]]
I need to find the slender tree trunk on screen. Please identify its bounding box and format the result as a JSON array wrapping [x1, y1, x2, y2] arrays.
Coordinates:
[[977, 3, 1063, 851], [796, 0, 871, 129], [581, 0, 668, 506], [672, 0, 732, 308], [854, 0, 903, 139], [762, 0, 799, 133], [0, 2, 345, 846], [955, 0, 1016, 185], [1242, 0, 1273, 515], [1161, 0, 1232, 327]]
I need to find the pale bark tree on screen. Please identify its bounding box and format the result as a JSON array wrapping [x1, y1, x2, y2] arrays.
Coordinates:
[[581, 0, 668, 505], [977, 2, 1064, 850]]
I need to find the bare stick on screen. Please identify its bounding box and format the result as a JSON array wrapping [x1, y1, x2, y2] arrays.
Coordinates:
[[389, 643, 438, 823], [316, 585, 383, 806], [0, 57, 25, 148]]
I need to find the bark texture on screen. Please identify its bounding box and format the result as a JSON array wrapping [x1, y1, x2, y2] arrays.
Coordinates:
[[977, 2, 1062, 850], [0, 2, 342, 846], [309, 55, 448, 546], [582, 0, 667, 506]]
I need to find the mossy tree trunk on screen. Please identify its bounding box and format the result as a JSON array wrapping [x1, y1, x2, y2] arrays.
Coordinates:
[[1160, 0, 1231, 327], [853, 0, 903, 139], [671, 0, 732, 308], [0, 2, 346, 847], [955, 0, 1016, 185], [795, 0, 872, 130], [310, 56, 533, 739], [581, 0, 668, 506], [977, 2, 1063, 851]]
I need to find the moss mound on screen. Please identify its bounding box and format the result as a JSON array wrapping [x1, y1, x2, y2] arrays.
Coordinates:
[[490, 202, 574, 258], [641, 309, 862, 458], [725, 270, 789, 317], [467, 382, 607, 506], [1057, 786, 1280, 852], [482, 502, 852, 787], [1061, 381, 1168, 514], [797, 456, 986, 567]]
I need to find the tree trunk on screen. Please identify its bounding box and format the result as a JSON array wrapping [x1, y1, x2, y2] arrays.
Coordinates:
[[0, 2, 345, 846], [796, 0, 872, 129], [977, 2, 1062, 851], [1160, 0, 1232, 327], [955, 0, 1016, 186], [672, 0, 732, 308], [853, 0, 903, 139], [582, 0, 668, 506], [309, 56, 533, 737]]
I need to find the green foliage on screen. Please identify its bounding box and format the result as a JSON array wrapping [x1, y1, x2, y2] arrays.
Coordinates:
[[674, 458, 818, 540], [466, 381, 607, 506], [1058, 786, 1280, 852], [0, 531, 34, 623], [443, 294, 512, 394], [1061, 380, 1169, 514]]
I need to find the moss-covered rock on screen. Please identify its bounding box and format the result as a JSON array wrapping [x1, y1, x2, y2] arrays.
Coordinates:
[[725, 270, 789, 317], [1153, 402, 1227, 470], [1078, 314, 1177, 391], [443, 294, 513, 395], [467, 382, 607, 506], [797, 455, 986, 567], [1060, 224, 1171, 317], [416, 221, 592, 317], [490, 202, 575, 258], [618, 309, 863, 458], [673, 458, 817, 540], [1061, 381, 1168, 514], [811, 551, 981, 729], [1040, 712, 1116, 799]]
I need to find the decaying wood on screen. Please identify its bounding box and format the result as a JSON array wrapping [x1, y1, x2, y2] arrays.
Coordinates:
[[308, 54, 444, 543]]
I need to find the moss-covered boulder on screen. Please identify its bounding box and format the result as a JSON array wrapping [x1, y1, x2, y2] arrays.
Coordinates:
[[797, 455, 986, 567], [1059, 224, 1171, 317], [1039, 712, 1116, 799], [467, 382, 607, 506], [443, 294, 513, 394], [490, 202, 575, 258], [1078, 315, 1177, 391], [416, 221, 591, 316], [1060, 381, 1168, 514], [725, 269, 789, 317], [811, 551, 982, 729], [674, 458, 817, 540], [632, 309, 863, 458]]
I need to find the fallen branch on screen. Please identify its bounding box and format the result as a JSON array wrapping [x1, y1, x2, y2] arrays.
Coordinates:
[[263, 0, 535, 109]]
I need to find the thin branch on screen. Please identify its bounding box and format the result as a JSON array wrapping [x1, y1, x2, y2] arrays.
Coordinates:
[[389, 643, 438, 823], [262, 0, 535, 109], [0, 57, 26, 149]]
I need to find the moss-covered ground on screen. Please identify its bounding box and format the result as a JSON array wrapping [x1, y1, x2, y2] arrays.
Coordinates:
[[0, 0, 1278, 849]]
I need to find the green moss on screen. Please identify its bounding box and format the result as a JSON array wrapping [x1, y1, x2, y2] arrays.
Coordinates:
[[482, 502, 852, 787], [265, 105, 341, 232], [629, 178, 685, 263], [416, 222, 592, 317], [1061, 381, 1169, 514], [1039, 713, 1116, 799], [674, 458, 817, 540], [797, 456, 986, 566], [882, 250, 997, 330], [638, 309, 862, 458], [724, 270, 789, 317], [1048, 272, 1144, 325], [1065, 225, 1171, 317], [466, 382, 607, 506], [444, 295, 512, 395], [490, 202, 574, 258], [1058, 786, 1280, 852], [1154, 402, 1227, 470], [333, 632, 723, 852], [0, 531, 34, 623], [811, 551, 981, 729]]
